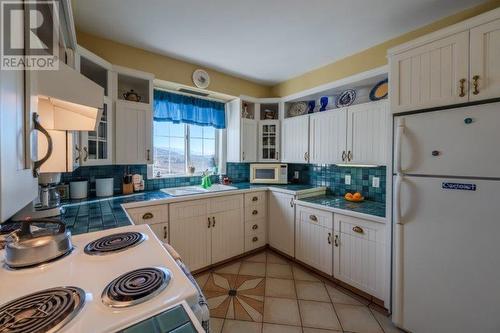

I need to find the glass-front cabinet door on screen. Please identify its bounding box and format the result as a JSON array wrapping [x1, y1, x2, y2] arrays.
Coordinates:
[[79, 101, 113, 165], [258, 120, 280, 162]]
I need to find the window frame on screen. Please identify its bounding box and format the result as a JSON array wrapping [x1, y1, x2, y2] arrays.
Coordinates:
[[152, 121, 220, 178]]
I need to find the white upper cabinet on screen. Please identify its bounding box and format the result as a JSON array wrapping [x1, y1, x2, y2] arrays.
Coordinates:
[[390, 31, 469, 113], [258, 120, 280, 162], [241, 119, 258, 162], [281, 116, 309, 163], [115, 100, 153, 165], [309, 109, 347, 164], [347, 101, 389, 165], [226, 98, 258, 163], [469, 18, 500, 101], [390, 9, 500, 112]]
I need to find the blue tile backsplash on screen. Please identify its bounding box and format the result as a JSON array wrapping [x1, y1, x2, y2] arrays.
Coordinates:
[[226, 162, 386, 203], [62, 162, 385, 203], [61, 165, 218, 196]]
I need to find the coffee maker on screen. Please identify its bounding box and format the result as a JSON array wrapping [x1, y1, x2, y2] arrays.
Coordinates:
[[13, 173, 62, 221]]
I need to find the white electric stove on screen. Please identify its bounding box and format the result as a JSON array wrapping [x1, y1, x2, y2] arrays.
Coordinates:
[[0, 224, 203, 333]]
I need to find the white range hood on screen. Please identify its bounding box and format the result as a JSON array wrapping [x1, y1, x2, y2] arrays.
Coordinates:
[[36, 60, 104, 131]]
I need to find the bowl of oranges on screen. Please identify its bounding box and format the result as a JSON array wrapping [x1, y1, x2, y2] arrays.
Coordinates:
[[344, 192, 364, 202]]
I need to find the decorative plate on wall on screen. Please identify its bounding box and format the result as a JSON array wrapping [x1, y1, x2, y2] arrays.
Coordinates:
[[369, 78, 389, 101], [288, 102, 308, 117], [192, 69, 210, 89], [336, 89, 356, 108]]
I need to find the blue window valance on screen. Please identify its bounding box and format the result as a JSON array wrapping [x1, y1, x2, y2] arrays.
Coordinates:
[[153, 90, 226, 129]]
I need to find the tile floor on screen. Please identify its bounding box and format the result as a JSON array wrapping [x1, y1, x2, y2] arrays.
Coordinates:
[[194, 249, 404, 333]]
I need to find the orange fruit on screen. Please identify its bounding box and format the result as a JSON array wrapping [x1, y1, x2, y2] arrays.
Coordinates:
[[353, 192, 362, 200], [345, 193, 353, 200]]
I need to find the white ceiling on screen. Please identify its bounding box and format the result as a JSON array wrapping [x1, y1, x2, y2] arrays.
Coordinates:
[[74, 0, 485, 85]]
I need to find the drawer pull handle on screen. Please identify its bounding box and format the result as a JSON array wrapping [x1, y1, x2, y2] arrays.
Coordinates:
[[252, 224, 258, 230], [252, 210, 258, 215], [309, 215, 318, 222], [163, 226, 167, 239], [327, 232, 331, 244], [208, 217, 211, 228], [142, 212, 154, 220], [252, 196, 258, 202], [472, 75, 480, 95], [459, 78, 467, 97], [353, 226, 364, 234], [252, 236, 258, 242], [334, 235, 339, 247]]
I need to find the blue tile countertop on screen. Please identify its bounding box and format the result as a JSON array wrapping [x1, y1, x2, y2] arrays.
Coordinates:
[[61, 191, 170, 235], [296, 195, 386, 221], [59, 183, 324, 235], [41, 183, 383, 236]]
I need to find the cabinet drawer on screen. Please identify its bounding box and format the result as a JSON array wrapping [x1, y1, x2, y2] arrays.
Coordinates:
[[245, 192, 266, 206], [297, 205, 333, 229], [245, 204, 266, 221], [334, 214, 385, 243], [245, 232, 266, 251], [245, 218, 266, 236], [127, 205, 168, 225], [209, 194, 243, 214]]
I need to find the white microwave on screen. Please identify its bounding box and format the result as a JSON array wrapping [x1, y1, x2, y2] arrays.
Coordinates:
[[250, 164, 288, 184]]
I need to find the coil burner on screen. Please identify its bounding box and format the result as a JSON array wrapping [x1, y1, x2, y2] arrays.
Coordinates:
[[102, 267, 171, 308], [0, 287, 85, 333], [84, 232, 145, 255]]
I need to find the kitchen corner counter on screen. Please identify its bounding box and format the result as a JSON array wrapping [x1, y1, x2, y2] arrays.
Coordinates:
[[295, 195, 387, 223]]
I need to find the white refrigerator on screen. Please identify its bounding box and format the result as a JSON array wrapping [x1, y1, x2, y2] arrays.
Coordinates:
[[392, 102, 500, 333]]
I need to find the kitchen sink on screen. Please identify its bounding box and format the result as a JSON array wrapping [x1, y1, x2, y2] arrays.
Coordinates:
[[161, 184, 238, 196]]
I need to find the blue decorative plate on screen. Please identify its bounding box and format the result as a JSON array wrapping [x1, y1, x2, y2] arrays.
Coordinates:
[[336, 89, 356, 108], [369, 78, 388, 101]]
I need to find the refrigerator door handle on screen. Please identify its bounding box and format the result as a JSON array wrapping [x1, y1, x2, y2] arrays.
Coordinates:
[[393, 174, 404, 327], [395, 118, 406, 174]]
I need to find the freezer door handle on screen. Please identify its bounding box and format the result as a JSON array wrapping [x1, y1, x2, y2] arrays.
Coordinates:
[[395, 118, 406, 174], [393, 174, 404, 327]]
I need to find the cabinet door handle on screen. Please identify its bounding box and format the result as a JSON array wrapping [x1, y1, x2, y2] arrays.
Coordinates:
[[352, 226, 364, 234], [75, 145, 82, 162], [252, 236, 258, 242], [276, 151, 279, 160], [304, 152, 309, 161], [328, 232, 332, 244], [252, 210, 258, 215], [341, 150, 346, 162], [252, 224, 258, 230], [459, 78, 467, 97], [146, 149, 151, 161], [32, 113, 53, 177], [472, 75, 480, 95], [142, 212, 154, 220], [334, 234, 339, 247], [163, 226, 167, 239], [290, 198, 294, 207], [252, 196, 258, 202], [208, 217, 211, 228], [83, 146, 88, 162], [242, 152, 245, 161], [309, 215, 318, 222], [347, 150, 352, 162], [212, 216, 216, 228]]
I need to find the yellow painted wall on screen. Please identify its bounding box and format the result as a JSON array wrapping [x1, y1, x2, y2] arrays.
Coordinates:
[[76, 31, 272, 98], [271, 0, 500, 97]]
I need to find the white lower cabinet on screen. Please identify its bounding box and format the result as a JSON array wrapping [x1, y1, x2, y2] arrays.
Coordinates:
[[333, 214, 386, 300], [211, 209, 244, 263], [268, 191, 295, 257], [149, 222, 169, 243], [169, 195, 244, 271], [295, 205, 333, 275]]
